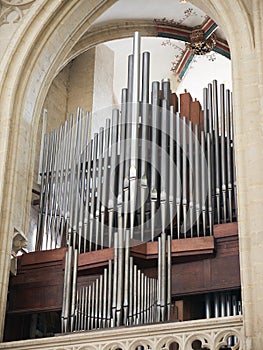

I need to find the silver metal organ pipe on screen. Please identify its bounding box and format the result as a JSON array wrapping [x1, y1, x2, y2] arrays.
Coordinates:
[[102, 268, 107, 328], [231, 92, 238, 219], [94, 278, 99, 329], [162, 78, 171, 109], [226, 89, 233, 222], [116, 229, 124, 327], [189, 121, 194, 238], [142, 51, 150, 104], [129, 32, 140, 239], [169, 106, 175, 239], [182, 117, 187, 237], [137, 269, 141, 324], [108, 110, 119, 247], [157, 236, 161, 322], [161, 232, 166, 321], [91, 281, 95, 329], [205, 294, 211, 319], [100, 119, 111, 249], [167, 234, 171, 321], [98, 274, 103, 328], [201, 131, 207, 236], [70, 249, 78, 331], [77, 137, 87, 253], [220, 292, 226, 317], [117, 89, 128, 239], [95, 127, 104, 250], [140, 52, 150, 241], [128, 256, 133, 325], [220, 84, 227, 223], [160, 98, 168, 235], [83, 139, 93, 253], [133, 264, 138, 324], [123, 55, 133, 232], [212, 80, 221, 224], [214, 293, 220, 318], [207, 132, 213, 235], [112, 232, 118, 326], [175, 112, 181, 238], [107, 260, 113, 327], [194, 124, 200, 237], [123, 230, 130, 325], [89, 133, 98, 251], [203, 87, 208, 134], [150, 81, 160, 241]]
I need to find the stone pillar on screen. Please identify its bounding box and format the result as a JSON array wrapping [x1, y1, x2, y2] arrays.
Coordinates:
[[232, 3, 263, 348]]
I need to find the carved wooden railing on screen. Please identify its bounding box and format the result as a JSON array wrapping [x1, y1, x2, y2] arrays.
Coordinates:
[[0, 316, 243, 350]]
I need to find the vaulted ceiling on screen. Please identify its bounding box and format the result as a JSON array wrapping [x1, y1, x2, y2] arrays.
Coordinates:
[[85, 0, 231, 104]]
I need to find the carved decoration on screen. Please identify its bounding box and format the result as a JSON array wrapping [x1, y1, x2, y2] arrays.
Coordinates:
[[10, 228, 27, 275], [186, 29, 216, 55], [0, 317, 243, 350], [0, 0, 36, 26]]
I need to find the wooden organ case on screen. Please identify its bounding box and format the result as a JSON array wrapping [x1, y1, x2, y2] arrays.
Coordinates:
[[4, 33, 241, 343]]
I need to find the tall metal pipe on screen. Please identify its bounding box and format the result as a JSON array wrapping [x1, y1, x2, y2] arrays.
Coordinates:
[[182, 117, 187, 237], [169, 106, 175, 239], [89, 133, 98, 251], [100, 119, 111, 249], [212, 80, 221, 224], [226, 90, 233, 222], [220, 84, 227, 223], [194, 125, 200, 237], [150, 81, 160, 241], [175, 113, 181, 238]]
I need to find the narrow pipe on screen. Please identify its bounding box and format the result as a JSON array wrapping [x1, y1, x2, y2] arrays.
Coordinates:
[[189, 121, 194, 237], [70, 249, 78, 332], [220, 84, 227, 223], [182, 117, 187, 237], [175, 113, 181, 239], [194, 125, 200, 237], [89, 133, 98, 251], [169, 106, 175, 239]]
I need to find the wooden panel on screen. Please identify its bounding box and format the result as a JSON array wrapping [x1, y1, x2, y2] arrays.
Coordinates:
[[170, 233, 240, 296], [170, 92, 178, 111], [9, 266, 64, 313], [9, 250, 66, 313], [214, 222, 238, 238], [8, 225, 240, 314], [78, 247, 114, 271], [131, 236, 214, 260], [190, 99, 201, 125], [19, 248, 66, 268], [180, 91, 192, 123]]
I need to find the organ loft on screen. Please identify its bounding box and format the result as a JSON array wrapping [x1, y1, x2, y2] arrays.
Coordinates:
[[4, 32, 241, 348]]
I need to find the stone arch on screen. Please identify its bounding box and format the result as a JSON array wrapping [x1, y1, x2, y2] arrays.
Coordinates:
[[0, 0, 256, 341]]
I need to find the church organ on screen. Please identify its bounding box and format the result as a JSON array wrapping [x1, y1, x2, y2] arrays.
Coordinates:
[[4, 33, 241, 343]]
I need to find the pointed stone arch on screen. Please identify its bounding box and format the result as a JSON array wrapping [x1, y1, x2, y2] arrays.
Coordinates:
[[0, 1, 261, 348]]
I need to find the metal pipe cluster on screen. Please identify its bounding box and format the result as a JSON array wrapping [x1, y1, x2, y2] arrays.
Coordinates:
[[36, 33, 237, 252], [61, 231, 171, 333], [35, 32, 238, 334], [205, 290, 242, 347], [203, 81, 237, 226], [205, 291, 242, 319]]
